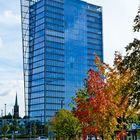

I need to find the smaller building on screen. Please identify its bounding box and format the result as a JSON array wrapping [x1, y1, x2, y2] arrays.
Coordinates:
[[0, 94, 44, 136]]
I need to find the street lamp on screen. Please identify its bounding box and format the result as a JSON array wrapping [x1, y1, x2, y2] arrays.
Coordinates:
[[1, 109, 3, 138], [4, 104, 6, 117], [41, 114, 43, 135], [29, 118, 32, 140], [60, 99, 64, 109], [1, 109, 3, 117], [12, 109, 14, 140]]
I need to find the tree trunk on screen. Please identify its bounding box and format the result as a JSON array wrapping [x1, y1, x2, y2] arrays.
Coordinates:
[[89, 134, 92, 140]]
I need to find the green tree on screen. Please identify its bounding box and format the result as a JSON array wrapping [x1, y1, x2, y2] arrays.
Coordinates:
[[19, 124, 26, 134], [1, 121, 9, 138], [10, 118, 19, 139], [51, 109, 82, 140], [32, 123, 37, 137], [44, 123, 48, 137], [11, 118, 19, 133], [134, 7, 140, 32], [118, 7, 140, 109]]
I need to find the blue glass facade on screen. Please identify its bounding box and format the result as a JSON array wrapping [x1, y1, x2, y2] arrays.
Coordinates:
[[21, 0, 103, 123]]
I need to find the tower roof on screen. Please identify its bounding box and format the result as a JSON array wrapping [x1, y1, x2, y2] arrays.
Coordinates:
[[15, 93, 18, 106]]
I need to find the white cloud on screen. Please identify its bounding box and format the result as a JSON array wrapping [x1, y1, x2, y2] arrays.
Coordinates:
[[0, 10, 20, 25]]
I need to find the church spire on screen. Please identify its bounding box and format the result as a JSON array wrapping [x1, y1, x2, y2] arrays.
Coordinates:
[[14, 93, 19, 118], [15, 93, 18, 106]]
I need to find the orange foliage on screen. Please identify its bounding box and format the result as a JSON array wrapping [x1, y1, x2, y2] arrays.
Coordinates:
[[73, 53, 133, 140]]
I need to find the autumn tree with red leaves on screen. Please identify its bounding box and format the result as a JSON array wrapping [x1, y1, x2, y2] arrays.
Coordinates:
[[73, 53, 136, 140]]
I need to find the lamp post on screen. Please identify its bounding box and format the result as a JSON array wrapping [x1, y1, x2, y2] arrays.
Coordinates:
[[41, 114, 43, 135], [4, 104, 6, 138], [1, 109, 3, 138], [4, 104, 6, 117], [12, 109, 14, 140], [1, 109, 3, 117], [29, 118, 31, 140], [48, 119, 51, 140], [60, 99, 64, 109]]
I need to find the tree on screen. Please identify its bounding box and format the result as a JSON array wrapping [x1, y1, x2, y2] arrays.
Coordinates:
[[73, 53, 137, 140], [11, 118, 19, 133], [118, 8, 140, 109], [19, 124, 26, 134], [134, 6, 140, 32], [51, 109, 82, 140], [32, 123, 37, 137], [10, 118, 19, 139], [1, 121, 10, 138], [44, 123, 48, 137]]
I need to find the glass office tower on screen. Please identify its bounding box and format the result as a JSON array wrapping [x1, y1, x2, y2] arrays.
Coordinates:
[[20, 0, 103, 123]]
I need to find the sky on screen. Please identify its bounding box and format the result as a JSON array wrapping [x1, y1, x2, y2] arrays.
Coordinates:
[[0, 0, 139, 117]]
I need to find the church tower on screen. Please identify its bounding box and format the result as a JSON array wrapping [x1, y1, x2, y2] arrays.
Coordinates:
[[14, 93, 19, 118]]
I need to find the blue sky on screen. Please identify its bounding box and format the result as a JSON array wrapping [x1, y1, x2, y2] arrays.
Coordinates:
[[0, 0, 139, 117], [0, 0, 23, 116]]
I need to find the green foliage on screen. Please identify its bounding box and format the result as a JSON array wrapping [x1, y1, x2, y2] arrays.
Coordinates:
[[44, 123, 48, 137], [32, 123, 37, 137], [137, 113, 140, 125], [51, 109, 82, 140], [134, 7, 140, 32], [19, 125, 27, 134], [118, 36, 140, 108], [11, 118, 19, 132], [1, 121, 10, 137], [70, 88, 89, 111]]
